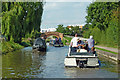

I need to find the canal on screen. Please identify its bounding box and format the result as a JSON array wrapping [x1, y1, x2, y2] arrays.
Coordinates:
[[2, 45, 119, 78]]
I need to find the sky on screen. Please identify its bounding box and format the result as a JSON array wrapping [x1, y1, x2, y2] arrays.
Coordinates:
[[41, 1, 92, 29]]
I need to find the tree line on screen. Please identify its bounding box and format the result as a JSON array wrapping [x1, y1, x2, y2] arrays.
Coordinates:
[[2, 2, 44, 43], [56, 24, 83, 36], [83, 2, 119, 47]]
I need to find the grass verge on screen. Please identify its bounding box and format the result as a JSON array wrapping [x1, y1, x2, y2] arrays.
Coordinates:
[[62, 36, 72, 45], [95, 47, 118, 54], [2, 41, 24, 54]]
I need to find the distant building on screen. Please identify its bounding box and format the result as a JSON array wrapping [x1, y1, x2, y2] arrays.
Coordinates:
[[67, 24, 84, 30], [40, 28, 56, 33]]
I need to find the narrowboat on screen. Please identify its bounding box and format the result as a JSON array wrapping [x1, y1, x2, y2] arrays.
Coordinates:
[[32, 38, 46, 51]]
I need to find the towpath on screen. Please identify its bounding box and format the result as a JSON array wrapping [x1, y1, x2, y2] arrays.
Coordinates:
[[95, 45, 118, 53]]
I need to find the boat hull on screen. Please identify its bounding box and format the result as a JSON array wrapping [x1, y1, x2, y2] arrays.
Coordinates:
[[64, 56, 99, 68]]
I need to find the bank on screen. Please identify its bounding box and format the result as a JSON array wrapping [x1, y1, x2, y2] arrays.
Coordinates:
[[1, 38, 34, 54], [95, 47, 119, 63]]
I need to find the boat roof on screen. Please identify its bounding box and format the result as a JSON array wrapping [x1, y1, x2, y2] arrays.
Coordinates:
[[33, 38, 45, 45]]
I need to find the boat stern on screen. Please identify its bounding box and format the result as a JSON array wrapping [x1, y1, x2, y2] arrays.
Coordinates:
[[64, 58, 77, 67]]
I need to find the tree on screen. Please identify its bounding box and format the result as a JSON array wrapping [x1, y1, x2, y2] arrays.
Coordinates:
[[56, 24, 65, 33], [83, 2, 119, 47], [85, 2, 118, 31], [2, 2, 44, 43]]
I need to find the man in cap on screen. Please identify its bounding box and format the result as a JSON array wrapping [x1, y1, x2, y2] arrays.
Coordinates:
[[70, 33, 79, 52], [87, 35, 95, 52], [77, 38, 84, 49]]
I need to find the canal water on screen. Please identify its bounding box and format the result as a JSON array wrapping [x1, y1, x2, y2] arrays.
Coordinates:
[[2, 45, 119, 78]]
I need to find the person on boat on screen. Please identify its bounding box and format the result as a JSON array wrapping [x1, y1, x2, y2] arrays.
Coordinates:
[[70, 33, 79, 52], [91, 47, 96, 54], [55, 38, 59, 44], [84, 40, 89, 52], [59, 37, 62, 44], [87, 36, 95, 52], [77, 38, 84, 49]]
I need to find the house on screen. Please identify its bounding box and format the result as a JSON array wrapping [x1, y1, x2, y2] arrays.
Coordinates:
[[67, 24, 84, 31], [40, 28, 56, 33]]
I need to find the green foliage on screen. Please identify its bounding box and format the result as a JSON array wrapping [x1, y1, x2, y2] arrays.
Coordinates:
[[106, 12, 118, 47], [21, 37, 33, 47], [90, 27, 101, 44], [56, 24, 65, 33], [64, 36, 72, 43], [83, 2, 118, 48], [62, 36, 72, 45], [86, 2, 118, 31], [100, 31, 106, 45], [71, 26, 81, 36], [2, 2, 44, 43], [53, 36, 57, 38], [64, 27, 71, 35], [2, 41, 24, 54], [20, 42, 31, 47], [83, 28, 92, 38], [56, 25, 82, 36], [30, 30, 41, 39]]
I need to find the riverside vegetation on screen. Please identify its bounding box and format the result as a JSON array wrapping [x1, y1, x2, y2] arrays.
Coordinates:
[[1, 2, 44, 54]]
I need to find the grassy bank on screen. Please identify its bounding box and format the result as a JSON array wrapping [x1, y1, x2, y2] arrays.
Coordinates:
[[2, 38, 34, 54], [62, 36, 72, 45], [95, 43, 118, 49], [2, 41, 24, 54], [95, 47, 118, 54]]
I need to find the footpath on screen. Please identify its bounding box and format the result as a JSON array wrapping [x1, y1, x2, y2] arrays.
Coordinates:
[[95, 45, 118, 53]]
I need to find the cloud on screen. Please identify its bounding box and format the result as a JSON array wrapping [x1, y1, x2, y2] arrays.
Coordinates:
[[41, 2, 91, 29]]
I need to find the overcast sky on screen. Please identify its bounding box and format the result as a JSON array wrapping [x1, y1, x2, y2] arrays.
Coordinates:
[[41, 1, 92, 29]]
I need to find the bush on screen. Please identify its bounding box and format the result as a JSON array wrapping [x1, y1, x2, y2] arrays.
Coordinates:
[[2, 41, 23, 54], [83, 28, 92, 38], [91, 27, 101, 44], [62, 36, 72, 45], [100, 31, 107, 45], [106, 25, 118, 47]]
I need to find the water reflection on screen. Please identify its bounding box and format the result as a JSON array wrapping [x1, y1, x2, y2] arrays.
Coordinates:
[[2, 47, 46, 78], [98, 55, 118, 73], [2, 46, 119, 78]]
